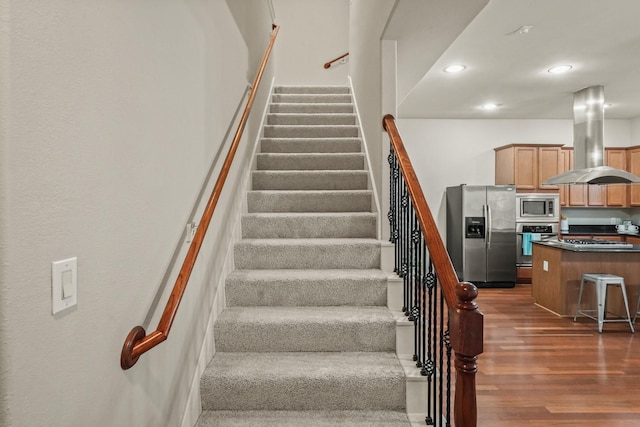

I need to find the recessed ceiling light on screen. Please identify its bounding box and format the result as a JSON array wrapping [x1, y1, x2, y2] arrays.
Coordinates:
[[480, 103, 499, 110], [548, 65, 573, 74], [444, 64, 466, 73]]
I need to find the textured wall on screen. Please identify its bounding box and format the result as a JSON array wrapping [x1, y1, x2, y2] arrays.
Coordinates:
[[0, 0, 270, 425], [0, 4, 9, 425], [272, 0, 349, 85], [348, 0, 396, 216]]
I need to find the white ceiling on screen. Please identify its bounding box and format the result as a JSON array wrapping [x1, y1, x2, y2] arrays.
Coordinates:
[[384, 0, 640, 119]]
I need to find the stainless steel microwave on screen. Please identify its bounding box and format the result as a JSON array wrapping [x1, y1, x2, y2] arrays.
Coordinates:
[[516, 193, 559, 221]]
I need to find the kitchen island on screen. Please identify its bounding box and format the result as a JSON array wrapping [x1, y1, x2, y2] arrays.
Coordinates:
[[531, 241, 640, 317]]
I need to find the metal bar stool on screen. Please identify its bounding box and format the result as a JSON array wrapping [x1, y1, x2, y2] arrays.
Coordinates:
[[634, 291, 640, 324], [574, 273, 635, 333]]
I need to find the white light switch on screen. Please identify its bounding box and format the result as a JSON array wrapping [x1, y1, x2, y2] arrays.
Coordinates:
[[52, 257, 77, 314], [61, 270, 73, 299], [543, 260, 549, 271]]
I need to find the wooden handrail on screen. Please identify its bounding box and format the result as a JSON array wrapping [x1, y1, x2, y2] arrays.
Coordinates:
[[120, 24, 280, 370], [324, 52, 349, 69], [382, 114, 483, 427]]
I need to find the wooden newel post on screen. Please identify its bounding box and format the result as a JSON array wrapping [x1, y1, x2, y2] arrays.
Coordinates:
[[449, 281, 483, 427]]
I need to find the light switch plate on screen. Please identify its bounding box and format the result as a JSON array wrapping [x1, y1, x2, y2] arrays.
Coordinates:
[[543, 260, 549, 271], [52, 257, 77, 314]]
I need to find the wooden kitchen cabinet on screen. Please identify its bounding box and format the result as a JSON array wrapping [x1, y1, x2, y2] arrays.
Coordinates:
[[559, 148, 569, 206], [587, 185, 605, 206], [628, 146, 640, 206], [538, 146, 563, 191], [605, 148, 628, 207], [560, 148, 588, 206], [495, 144, 563, 192], [559, 148, 627, 207]]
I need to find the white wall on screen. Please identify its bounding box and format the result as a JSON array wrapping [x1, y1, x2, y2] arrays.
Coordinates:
[[631, 117, 640, 146], [272, 0, 349, 85], [226, 0, 277, 145], [397, 118, 633, 233], [349, 0, 396, 215], [0, 1, 271, 426], [0, 3, 9, 423]]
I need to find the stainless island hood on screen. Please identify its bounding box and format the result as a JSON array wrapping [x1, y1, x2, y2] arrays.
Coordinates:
[[543, 85, 640, 185]]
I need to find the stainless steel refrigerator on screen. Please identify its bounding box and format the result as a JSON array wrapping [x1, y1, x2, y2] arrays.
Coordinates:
[[446, 185, 516, 288]]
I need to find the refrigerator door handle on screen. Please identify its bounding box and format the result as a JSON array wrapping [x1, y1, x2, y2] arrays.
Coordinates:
[[486, 204, 492, 246]]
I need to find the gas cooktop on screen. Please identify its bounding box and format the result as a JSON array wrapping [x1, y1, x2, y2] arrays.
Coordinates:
[[561, 238, 633, 248]]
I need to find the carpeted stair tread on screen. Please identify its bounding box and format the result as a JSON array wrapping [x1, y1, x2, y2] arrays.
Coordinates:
[[242, 212, 376, 238], [264, 124, 359, 138], [261, 137, 362, 153], [256, 153, 365, 170], [225, 269, 387, 307], [200, 352, 406, 411], [270, 102, 354, 114], [215, 306, 395, 352], [267, 113, 356, 126], [271, 93, 352, 104], [196, 410, 411, 426], [234, 238, 381, 269], [274, 85, 350, 94], [247, 190, 372, 213], [253, 170, 368, 190]]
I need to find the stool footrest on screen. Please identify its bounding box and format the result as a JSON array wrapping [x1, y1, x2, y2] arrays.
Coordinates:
[[576, 310, 634, 323]]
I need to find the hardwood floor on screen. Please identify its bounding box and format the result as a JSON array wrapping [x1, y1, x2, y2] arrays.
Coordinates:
[[474, 284, 640, 426]]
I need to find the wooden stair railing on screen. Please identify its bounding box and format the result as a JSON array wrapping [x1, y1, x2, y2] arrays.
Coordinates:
[[324, 52, 349, 69], [383, 114, 483, 427], [120, 24, 280, 370]]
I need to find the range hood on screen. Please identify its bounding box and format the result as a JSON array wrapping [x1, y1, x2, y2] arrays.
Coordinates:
[[543, 85, 640, 185]]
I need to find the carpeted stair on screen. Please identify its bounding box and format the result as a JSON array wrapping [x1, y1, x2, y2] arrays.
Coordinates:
[[196, 86, 410, 426]]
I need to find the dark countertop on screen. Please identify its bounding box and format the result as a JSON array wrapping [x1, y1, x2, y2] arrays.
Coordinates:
[[533, 240, 640, 253]]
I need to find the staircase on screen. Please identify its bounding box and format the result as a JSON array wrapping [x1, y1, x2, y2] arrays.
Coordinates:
[[195, 86, 411, 426]]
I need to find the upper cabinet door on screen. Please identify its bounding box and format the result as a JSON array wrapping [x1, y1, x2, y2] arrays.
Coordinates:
[[566, 149, 587, 206], [628, 147, 640, 207], [606, 149, 628, 207], [537, 146, 561, 191], [559, 149, 570, 206], [514, 146, 537, 191]]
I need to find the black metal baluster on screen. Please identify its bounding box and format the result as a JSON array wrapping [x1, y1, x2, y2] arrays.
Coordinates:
[[410, 208, 419, 362], [393, 154, 399, 274], [419, 239, 427, 369], [438, 283, 445, 426], [424, 258, 436, 425], [414, 231, 424, 368], [402, 180, 410, 315], [410, 200, 415, 321], [432, 262, 440, 425], [444, 327, 452, 426], [388, 148, 395, 244]]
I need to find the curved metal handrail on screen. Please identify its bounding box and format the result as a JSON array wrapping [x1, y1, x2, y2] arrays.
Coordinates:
[[324, 52, 349, 69], [383, 114, 483, 427], [120, 24, 280, 370]]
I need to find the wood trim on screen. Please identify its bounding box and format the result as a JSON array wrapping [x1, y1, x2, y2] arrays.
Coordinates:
[[120, 24, 280, 370], [494, 143, 564, 151], [324, 52, 349, 69], [383, 114, 482, 427]]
